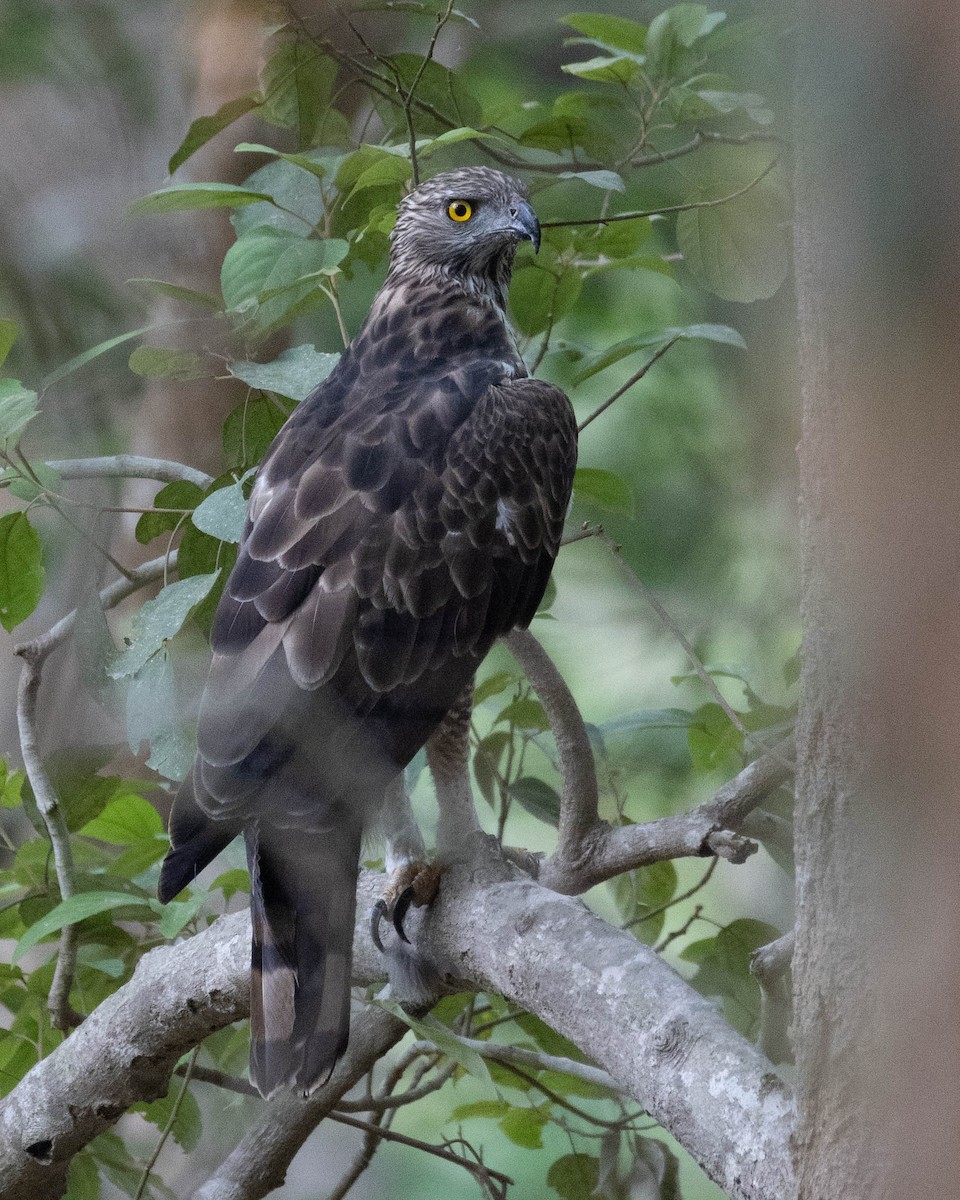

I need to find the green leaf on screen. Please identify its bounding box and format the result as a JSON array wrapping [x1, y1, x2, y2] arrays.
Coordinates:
[[229, 344, 339, 402], [169, 93, 260, 174], [3, 461, 60, 503], [557, 169, 624, 192], [680, 918, 780, 1035], [259, 40, 336, 146], [646, 5, 725, 77], [134, 1083, 203, 1153], [562, 54, 640, 83], [451, 1098, 511, 1121], [0, 318, 18, 369], [109, 573, 220, 679], [693, 88, 773, 125], [222, 229, 348, 332], [211, 869, 249, 901], [235, 142, 334, 183], [688, 702, 744, 774], [79, 792, 163, 845], [232, 158, 331, 236], [509, 266, 582, 337], [13, 890, 158, 963], [573, 467, 632, 514], [66, 1152, 100, 1200], [0, 764, 24, 809], [41, 326, 150, 391], [377, 1003, 491, 1081], [190, 479, 248, 543], [125, 651, 196, 782], [0, 512, 43, 632], [128, 346, 205, 381], [129, 183, 274, 217], [176, 526, 237, 638], [500, 1104, 549, 1149], [574, 324, 744, 384], [498, 697, 549, 731], [0, 379, 38, 447], [223, 394, 288, 469], [345, 154, 413, 203], [548, 1152, 600, 1199], [472, 730, 511, 807], [417, 126, 493, 157], [508, 777, 561, 827], [677, 179, 789, 303], [135, 479, 204, 545], [560, 12, 647, 54], [474, 670, 517, 707], [599, 707, 695, 736], [159, 892, 206, 939]]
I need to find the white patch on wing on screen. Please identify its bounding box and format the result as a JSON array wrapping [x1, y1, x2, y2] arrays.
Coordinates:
[[496, 499, 517, 545]]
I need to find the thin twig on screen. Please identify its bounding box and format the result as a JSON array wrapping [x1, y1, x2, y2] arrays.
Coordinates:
[[409, 1032, 619, 1094], [328, 1111, 513, 1196], [403, 0, 456, 185], [624, 857, 718, 932], [578, 337, 680, 433], [654, 904, 704, 954], [13, 551, 179, 1025], [134, 1049, 198, 1200], [16, 660, 81, 1031], [540, 157, 780, 229]]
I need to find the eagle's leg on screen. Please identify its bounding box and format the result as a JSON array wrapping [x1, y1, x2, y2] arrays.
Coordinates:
[[371, 685, 476, 950]]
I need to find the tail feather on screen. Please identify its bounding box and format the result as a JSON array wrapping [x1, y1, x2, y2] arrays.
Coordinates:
[[246, 821, 361, 1097], [158, 765, 239, 903]]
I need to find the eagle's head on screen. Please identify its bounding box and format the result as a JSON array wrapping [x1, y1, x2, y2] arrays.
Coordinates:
[[389, 167, 540, 293]]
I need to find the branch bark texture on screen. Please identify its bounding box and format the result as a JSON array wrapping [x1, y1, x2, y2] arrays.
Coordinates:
[[0, 862, 793, 1200]]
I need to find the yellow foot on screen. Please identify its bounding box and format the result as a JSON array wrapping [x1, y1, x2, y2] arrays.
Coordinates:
[[370, 860, 443, 952]]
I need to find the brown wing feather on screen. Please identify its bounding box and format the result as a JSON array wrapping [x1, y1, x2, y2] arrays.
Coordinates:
[[161, 271, 577, 1096]]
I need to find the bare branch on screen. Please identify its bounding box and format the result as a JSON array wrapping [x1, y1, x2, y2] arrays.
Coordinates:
[[501, 630, 601, 867], [0, 864, 794, 1200], [15, 659, 81, 1031], [422, 856, 795, 1199], [191, 1008, 407, 1200], [537, 740, 793, 893], [410, 1032, 619, 1094], [44, 456, 213, 489], [540, 157, 781, 229], [577, 337, 680, 433], [15, 551, 179, 665], [325, 1110, 512, 1198]]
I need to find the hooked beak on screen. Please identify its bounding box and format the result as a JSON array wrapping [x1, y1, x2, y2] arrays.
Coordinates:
[[509, 198, 541, 253]]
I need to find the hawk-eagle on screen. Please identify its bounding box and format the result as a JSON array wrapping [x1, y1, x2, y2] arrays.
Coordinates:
[[158, 166, 578, 1096]]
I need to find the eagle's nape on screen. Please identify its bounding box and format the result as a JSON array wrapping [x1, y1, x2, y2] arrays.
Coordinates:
[[158, 165, 578, 1097]]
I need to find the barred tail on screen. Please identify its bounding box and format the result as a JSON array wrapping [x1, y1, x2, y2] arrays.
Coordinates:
[[246, 821, 361, 1098]]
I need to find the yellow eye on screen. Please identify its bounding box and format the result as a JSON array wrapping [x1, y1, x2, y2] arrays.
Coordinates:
[[447, 200, 473, 222]]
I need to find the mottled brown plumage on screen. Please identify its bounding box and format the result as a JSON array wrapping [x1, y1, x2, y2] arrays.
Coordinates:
[[158, 167, 577, 1096]]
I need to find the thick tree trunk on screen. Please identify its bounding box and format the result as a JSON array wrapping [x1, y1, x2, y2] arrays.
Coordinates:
[[792, 4, 960, 1196]]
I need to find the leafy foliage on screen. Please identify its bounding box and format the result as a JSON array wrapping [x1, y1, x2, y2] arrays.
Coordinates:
[[0, 4, 796, 1198]]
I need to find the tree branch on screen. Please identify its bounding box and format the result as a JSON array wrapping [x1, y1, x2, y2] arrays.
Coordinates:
[[12, 551, 182, 1029], [537, 740, 793, 893], [501, 630, 601, 868], [0, 864, 794, 1200], [43, 456, 213, 489], [191, 1008, 407, 1200]]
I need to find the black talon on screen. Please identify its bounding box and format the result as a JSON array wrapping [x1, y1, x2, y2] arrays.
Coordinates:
[[392, 886, 414, 943], [371, 898, 389, 953]]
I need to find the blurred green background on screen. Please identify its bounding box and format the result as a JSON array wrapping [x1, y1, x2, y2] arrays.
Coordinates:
[[0, 0, 797, 1196]]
